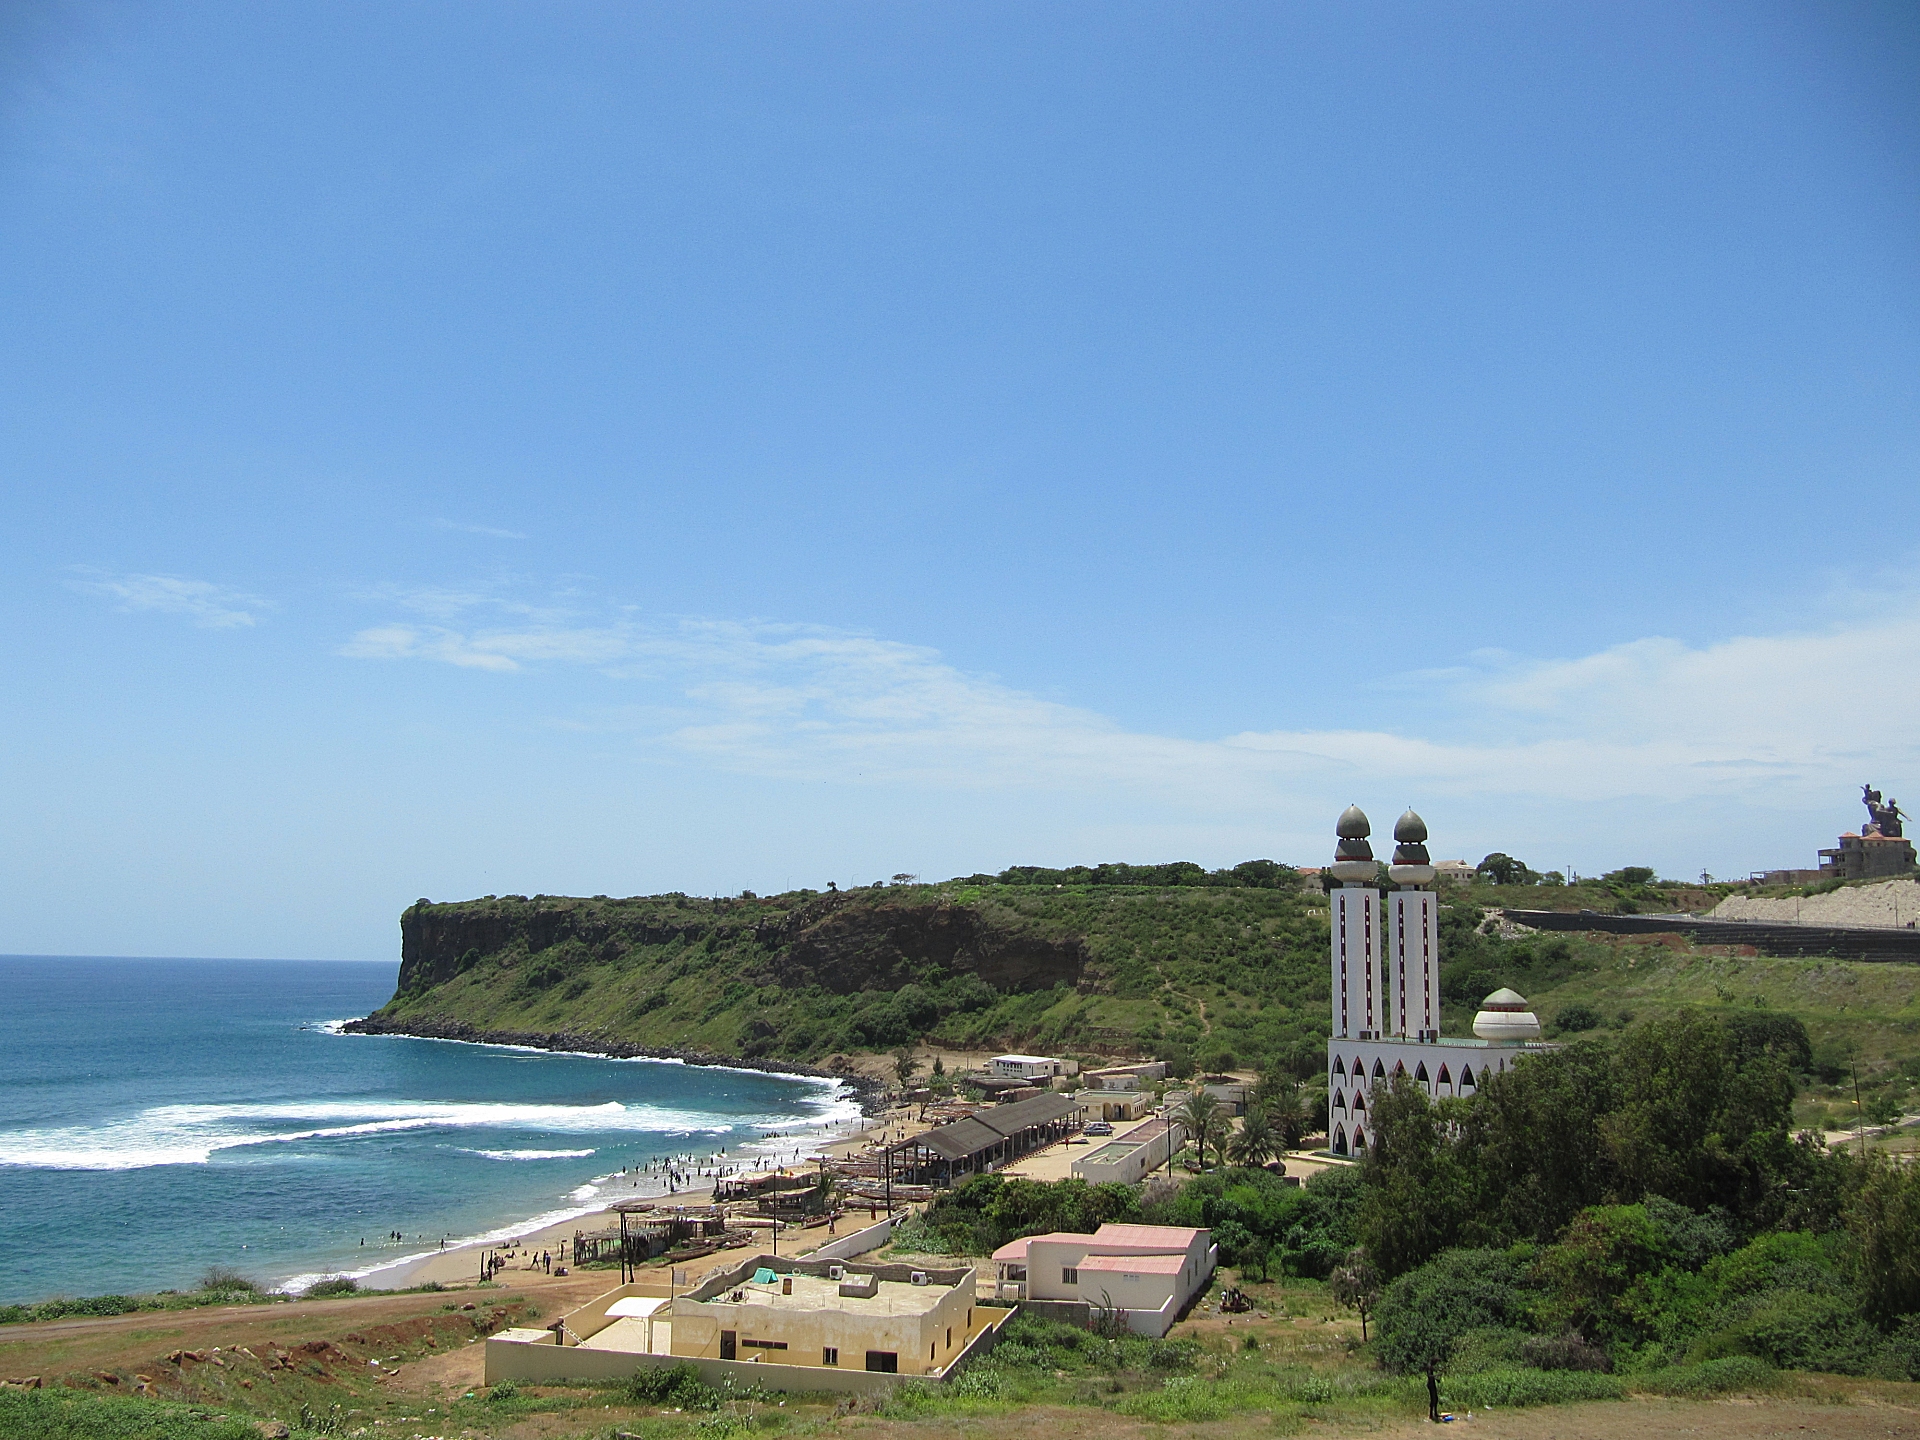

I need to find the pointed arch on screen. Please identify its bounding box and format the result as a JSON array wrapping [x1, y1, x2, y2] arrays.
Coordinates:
[[1332, 1089, 1346, 1112], [1459, 1064, 1474, 1088], [1392, 1059, 1407, 1077], [1353, 1089, 1367, 1112], [1352, 1128, 1368, 1153], [1414, 1062, 1429, 1082], [1332, 1056, 1346, 1077], [1372, 1059, 1386, 1079], [1333, 1124, 1348, 1156], [1436, 1064, 1451, 1087]]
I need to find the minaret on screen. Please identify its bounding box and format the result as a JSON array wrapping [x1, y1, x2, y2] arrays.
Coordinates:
[[1387, 808, 1440, 1042], [1328, 805, 1381, 1039]]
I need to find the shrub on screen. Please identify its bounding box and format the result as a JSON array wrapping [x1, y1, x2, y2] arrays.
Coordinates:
[[1553, 1004, 1601, 1035], [1446, 1368, 1623, 1407], [199, 1267, 258, 1293], [625, 1362, 720, 1410], [486, 1379, 520, 1402], [1630, 1356, 1778, 1397], [1113, 1375, 1235, 1423], [1521, 1331, 1613, 1373], [304, 1276, 359, 1298]]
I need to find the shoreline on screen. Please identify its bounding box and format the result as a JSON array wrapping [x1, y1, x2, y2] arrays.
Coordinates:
[[274, 1020, 894, 1294], [338, 1013, 887, 1107], [296, 1104, 904, 1294]]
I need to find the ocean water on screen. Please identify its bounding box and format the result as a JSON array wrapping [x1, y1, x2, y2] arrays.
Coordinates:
[[0, 956, 858, 1304]]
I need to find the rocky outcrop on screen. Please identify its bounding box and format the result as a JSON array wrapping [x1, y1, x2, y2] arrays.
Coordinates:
[[749, 900, 1085, 994]]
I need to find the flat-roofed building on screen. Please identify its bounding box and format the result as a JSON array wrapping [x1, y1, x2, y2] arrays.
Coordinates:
[[671, 1257, 979, 1375], [990, 1222, 1215, 1336], [1068, 1116, 1182, 1184]]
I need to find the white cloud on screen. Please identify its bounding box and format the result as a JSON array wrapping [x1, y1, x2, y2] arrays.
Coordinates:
[[335, 600, 1920, 813], [432, 519, 527, 540], [69, 570, 271, 629]]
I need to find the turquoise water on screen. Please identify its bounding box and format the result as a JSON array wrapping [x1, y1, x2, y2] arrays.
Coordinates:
[[0, 956, 856, 1304]]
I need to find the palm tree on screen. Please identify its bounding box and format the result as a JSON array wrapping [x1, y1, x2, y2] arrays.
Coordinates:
[[1265, 1080, 1309, 1151], [1173, 1088, 1225, 1172], [1227, 1104, 1278, 1168]]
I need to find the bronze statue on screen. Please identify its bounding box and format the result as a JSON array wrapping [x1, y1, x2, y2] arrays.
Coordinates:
[[1863, 784, 1906, 839]]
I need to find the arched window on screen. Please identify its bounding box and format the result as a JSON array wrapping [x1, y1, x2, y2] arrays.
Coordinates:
[[1332, 1056, 1346, 1077], [1459, 1064, 1474, 1089], [1353, 1090, 1367, 1113], [1332, 1089, 1346, 1111], [1414, 1062, 1429, 1084], [1392, 1060, 1406, 1077], [1352, 1128, 1368, 1153], [1333, 1124, 1348, 1156], [1436, 1064, 1451, 1088], [1372, 1059, 1386, 1079], [1352, 1056, 1365, 1079]]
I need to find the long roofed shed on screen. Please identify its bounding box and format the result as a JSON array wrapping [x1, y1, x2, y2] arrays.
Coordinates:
[[885, 1091, 1077, 1185]]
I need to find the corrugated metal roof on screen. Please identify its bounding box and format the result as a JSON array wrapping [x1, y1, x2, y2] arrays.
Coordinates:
[[899, 1090, 1076, 1162]]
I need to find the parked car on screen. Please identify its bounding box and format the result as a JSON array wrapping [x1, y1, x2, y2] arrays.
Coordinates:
[[1083, 1121, 1114, 1136]]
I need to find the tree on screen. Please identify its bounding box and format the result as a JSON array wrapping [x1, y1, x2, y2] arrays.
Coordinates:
[[1374, 1248, 1531, 1422], [1228, 1105, 1279, 1169], [1174, 1088, 1226, 1173], [1476, 852, 1535, 885], [1358, 1074, 1477, 1278], [1255, 1072, 1310, 1150], [893, 1049, 920, 1089], [1328, 1246, 1382, 1340], [930, 1055, 945, 1078], [1849, 1150, 1920, 1326]]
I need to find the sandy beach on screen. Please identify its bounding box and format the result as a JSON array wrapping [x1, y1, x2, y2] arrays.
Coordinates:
[[343, 1096, 929, 1294]]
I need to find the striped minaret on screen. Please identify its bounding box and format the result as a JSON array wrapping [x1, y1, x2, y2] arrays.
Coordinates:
[[1387, 808, 1440, 1041], [1329, 805, 1380, 1039]]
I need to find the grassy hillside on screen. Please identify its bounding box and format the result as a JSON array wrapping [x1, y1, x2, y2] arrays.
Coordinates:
[[364, 866, 1331, 1074], [359, 864, 1920, 1104]]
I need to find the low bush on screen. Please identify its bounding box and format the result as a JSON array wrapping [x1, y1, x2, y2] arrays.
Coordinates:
[[486, 1379, 520, 1402], [1630, 1356, 1780, 1397], [197, 1267, 258, 1294], [1113, 1375, 1235, 1423], [1445, 1368, 1623, 1407], [625, 1362, 720, 1410], [303, 1277, 359, 1298]]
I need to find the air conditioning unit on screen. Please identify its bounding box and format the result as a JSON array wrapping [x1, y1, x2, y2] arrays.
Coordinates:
[[910, 1271, 929, 1286], [828, 1265, 845, 1281]]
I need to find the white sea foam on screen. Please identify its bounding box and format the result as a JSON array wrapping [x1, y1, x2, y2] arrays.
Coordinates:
[[0, 1099, 733, 1172], [457, 1148, 596, 1161]]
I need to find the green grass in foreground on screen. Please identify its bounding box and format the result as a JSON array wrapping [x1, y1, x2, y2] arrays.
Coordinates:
[[0, 1390, 262, 1440]]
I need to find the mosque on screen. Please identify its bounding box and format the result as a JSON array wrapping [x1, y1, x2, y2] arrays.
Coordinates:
[[1324, 805, 1555, 1156]]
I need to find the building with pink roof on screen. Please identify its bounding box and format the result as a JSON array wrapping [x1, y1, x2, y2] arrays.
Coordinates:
[[990, 1222, 1215, 1336]]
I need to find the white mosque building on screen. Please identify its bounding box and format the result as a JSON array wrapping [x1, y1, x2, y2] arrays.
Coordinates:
[[1324, 805, 1556, 1156]]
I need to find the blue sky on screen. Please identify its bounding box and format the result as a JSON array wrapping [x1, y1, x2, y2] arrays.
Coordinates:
[[3, 2, 1917, 959]]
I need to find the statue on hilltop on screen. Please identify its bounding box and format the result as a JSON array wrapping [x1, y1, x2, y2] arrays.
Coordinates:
[[1863, 784, 1906, 839]]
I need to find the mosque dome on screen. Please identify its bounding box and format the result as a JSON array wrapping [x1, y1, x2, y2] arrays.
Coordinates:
[[1473, 988, 1541, 1043], [1336, 805, 1371, 839], [1394, 809, 1428, 844]]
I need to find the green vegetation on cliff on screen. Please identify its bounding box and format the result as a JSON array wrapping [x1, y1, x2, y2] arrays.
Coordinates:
[[369, 863, 1329, 1073], [364, 865, 1920, 1100]]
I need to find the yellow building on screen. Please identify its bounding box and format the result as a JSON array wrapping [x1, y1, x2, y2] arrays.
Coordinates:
[[671, 1257, 980, 1375]]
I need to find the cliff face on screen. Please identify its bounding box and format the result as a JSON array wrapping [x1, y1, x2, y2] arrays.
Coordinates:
[[366, 881, 1324, 1071], [398, 894, 1083, 997]]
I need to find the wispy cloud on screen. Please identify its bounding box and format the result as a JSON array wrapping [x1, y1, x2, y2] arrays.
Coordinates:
[[68, 570, 271, 629], [336, 597, 1920, 825], [432, 519, 527, 540]]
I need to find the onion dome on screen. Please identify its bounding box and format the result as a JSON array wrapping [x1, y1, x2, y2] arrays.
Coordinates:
[[1330, 805, 1378, 883], [1388, 807, 1435, 885], [1473, 988, 1542, 1043]]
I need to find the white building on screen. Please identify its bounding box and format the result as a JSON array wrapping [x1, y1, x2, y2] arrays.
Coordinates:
[[989, 1222, 1215, 1336], [1323, 807, 1554, 1156], [987, 1054, 1076, 1081], [1068, 1115, 1183, 1183]]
